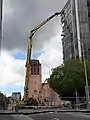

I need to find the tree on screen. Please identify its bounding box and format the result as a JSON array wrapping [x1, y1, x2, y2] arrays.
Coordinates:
[[0, 91, 5, 104], [0, 91, 9, 110], [49, 59, 90, 104]]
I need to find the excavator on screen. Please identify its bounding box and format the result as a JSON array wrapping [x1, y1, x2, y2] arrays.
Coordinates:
[[24, 12, 61, 103]]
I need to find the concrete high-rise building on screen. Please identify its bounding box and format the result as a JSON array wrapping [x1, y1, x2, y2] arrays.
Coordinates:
[[12, 92, 21, 101], [28, 59, 42, 99], [61, 0, 90, 61]]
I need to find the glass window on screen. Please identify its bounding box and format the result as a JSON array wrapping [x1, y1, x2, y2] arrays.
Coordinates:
[[87, 0, 90, 7], [79, 10, 88, 23], [34, 90, 37, 93], [31, 66, 33, 75], [80, 23, 89, 33], [31, 65, 40, 75], [33, 66, 36, 75]]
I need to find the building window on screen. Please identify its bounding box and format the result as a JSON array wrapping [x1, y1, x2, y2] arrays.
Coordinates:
[[33, 66, 36, 75], [34, 90, 37, 93], [30, 61, 40, 75], [31, 66, 37, 75], [87, 0, 90, 7], [31, 66, 33, 74], [39, 91, 41, 93], [37, 66, 39, 75]]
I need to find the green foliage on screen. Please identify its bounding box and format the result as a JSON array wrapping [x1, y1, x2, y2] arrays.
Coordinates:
[[49, 59, 90, 102], [0, 91, 9, 107], [0, 91, 5, 102]]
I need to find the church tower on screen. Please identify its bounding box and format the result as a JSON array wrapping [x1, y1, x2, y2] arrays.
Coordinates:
[[28, 59, 42, 99]]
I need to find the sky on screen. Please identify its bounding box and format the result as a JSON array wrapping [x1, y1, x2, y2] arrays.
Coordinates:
[[0, 0, 67, 97]]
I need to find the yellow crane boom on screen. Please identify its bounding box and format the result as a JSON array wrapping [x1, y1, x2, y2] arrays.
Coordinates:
[[24, 12, 61, 102]]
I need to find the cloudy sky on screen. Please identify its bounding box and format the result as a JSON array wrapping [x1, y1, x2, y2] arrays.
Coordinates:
[[0, 0, 67, 97]]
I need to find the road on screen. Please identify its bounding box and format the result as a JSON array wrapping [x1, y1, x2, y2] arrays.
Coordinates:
[[0, 115, 33, 120], [29, 112, 90, 120], [0, 112, 90, 120]]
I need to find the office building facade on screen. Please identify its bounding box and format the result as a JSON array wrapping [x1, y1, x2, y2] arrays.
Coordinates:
[[12, 92, 21, 101], [61, 0, 90, 61]]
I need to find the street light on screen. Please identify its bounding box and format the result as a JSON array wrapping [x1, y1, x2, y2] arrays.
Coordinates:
[[41, 63, 57, 106], [42, 63, 52, 77], [38, 63, 52, 106], [81, 42, 90, 109], [74, 38, 90, 109], [41, 63, 52, 105]]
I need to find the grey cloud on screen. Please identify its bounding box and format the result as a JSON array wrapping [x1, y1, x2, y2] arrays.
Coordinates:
[[2, 0, 67, 51]]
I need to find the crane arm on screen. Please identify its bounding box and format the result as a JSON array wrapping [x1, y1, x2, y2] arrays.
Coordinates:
[[24, 38, 32, 101], [30, 12, 61, 37], [27, 12, 61, 67]]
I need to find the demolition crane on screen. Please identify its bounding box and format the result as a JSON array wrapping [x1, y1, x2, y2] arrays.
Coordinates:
[[24, 12, 61, 102]]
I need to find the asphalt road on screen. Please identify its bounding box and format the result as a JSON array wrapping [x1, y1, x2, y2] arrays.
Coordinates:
[[0, 115, 33, 120], [0, 112, 90, 120], [29, 112, 90, 120]]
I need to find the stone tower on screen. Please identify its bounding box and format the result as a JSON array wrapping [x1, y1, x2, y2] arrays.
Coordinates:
[[28, 59, 42, 99]]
